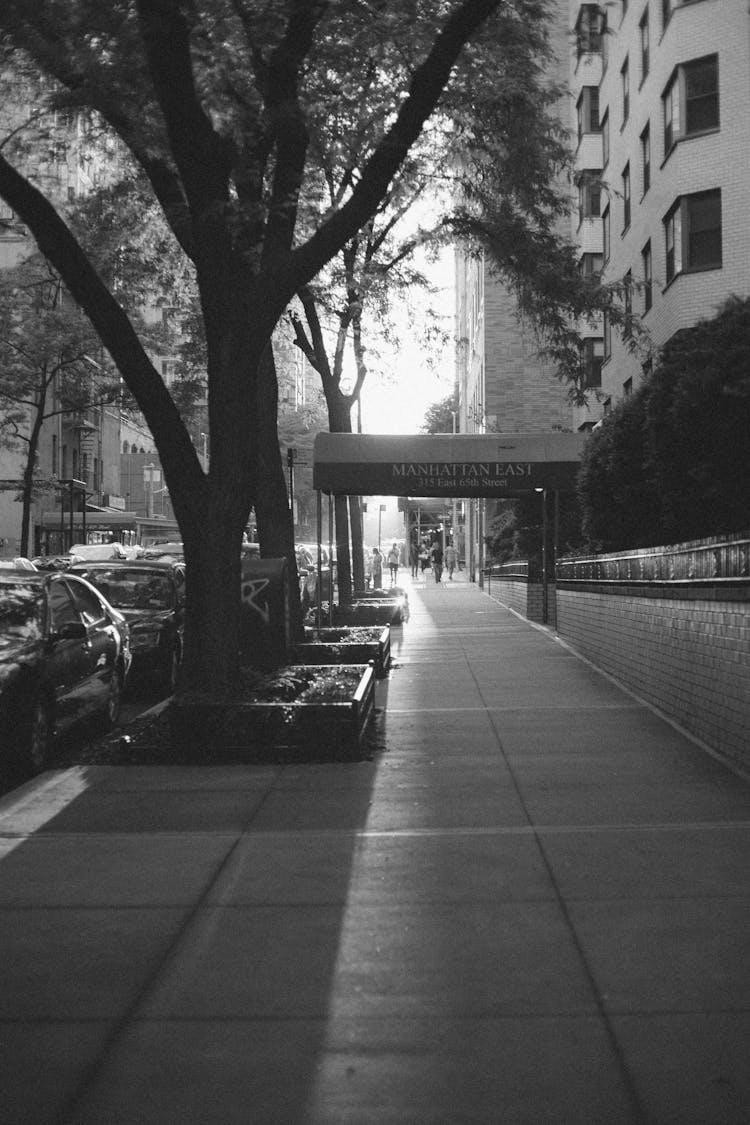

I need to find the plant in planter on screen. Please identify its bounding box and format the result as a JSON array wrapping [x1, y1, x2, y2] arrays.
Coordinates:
[[294, 624, 391, 676], [167, 663, 376, 762]]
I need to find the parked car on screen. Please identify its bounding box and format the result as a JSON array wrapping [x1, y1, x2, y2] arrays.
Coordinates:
[[296, 543, 336, 610], [142, 541, 184, 560], [0, 570, 131, 776], [69, 558, 185, 693], [295, 545, 318, 611]]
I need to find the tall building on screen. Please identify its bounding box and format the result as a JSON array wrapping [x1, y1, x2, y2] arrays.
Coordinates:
[[570, 0, 750, 428], [454, 0, 575, 438]]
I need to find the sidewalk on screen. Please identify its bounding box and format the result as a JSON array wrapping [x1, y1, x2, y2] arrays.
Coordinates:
[[1, 573, 749, 1124]]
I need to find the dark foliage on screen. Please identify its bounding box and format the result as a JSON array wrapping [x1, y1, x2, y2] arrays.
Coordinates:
[[578, 297, 750, 549]]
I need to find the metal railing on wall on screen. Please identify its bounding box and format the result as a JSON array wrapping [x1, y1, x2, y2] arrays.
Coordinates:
[[555, 533, 750, 585]]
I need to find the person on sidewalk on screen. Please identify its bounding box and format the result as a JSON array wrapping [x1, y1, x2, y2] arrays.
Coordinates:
[[387, 543, 400, 585], [370, 546, 383, 589], [444, 542, 458, 580], [430, 540, 444, 583], [409, 542, 420, 578]]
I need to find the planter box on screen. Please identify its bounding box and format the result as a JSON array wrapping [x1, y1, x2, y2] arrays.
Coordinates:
[[333, 599, 403, 626], [294, 625, 390, 676], [167, 664, 375, 762]]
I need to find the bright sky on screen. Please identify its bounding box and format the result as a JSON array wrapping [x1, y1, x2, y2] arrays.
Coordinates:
[[359, 247, 456, 435]]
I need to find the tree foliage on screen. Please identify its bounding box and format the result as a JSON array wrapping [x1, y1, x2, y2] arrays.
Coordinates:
[[421, 389, 459, 434], [578, 297, 750, 549], [0, 0, 507, 696]]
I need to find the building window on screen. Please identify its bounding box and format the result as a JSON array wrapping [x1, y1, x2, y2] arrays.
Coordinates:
[[581, 338, 604, 388], [580, 252, 604, 276], [640, 123, 650, 196], [642, 240, 652, 312], [664, 189, 722, 283], [601, 110, 610, 167], [578, 171, 602, 223], [621, 58, 630, 125], [602, 204, 611, 263], [576, 5, 605, 57], [622, 163, 631, 230], [639, 9, 649, 82], [577, 87, 601, 141], [663, 55, 719, 154], [623, 377, 633, 396]]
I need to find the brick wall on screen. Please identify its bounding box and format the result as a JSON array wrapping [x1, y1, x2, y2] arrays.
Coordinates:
[[556, 583, 750, 769]]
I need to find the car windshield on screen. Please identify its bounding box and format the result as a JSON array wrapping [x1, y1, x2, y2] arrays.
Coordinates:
[[0, 582, 42, 645], [83, 568, 173, 610]]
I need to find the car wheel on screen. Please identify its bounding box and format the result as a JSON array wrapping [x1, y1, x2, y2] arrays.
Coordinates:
[[105, 667, 123, 728], [28, 695, 52, 774]]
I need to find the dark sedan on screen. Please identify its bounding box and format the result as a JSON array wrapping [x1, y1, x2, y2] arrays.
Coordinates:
[[0, 570, 131, 776], [69, 559, 185, 694]]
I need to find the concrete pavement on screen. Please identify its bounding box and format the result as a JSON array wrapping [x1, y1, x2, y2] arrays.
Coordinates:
[[1, 571, 749, 1123]]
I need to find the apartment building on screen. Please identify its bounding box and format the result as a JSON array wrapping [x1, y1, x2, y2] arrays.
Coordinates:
[[454, 0, 573, 438], [571, 0, 750, 428], [454, 253, 573, 436]]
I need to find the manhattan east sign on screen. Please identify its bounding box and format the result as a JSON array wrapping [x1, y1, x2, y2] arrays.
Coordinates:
[[313, 433, 586, 498], [393, 460, 538, 493]]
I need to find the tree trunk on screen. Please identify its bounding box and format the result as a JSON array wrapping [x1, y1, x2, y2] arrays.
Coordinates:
[[254, 345, 304, 641], [20, 392, 47, 557]]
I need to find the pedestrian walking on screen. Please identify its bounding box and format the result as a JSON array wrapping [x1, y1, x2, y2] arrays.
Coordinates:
[[430, 541, 444, 583], [370, 546, 383, 589], [409, 542, 420, 578], [444, 543, 458, 580], [387, 543, 400, 585]]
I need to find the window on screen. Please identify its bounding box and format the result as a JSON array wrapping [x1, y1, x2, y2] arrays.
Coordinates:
[[640, 123, 650, 195], [578, 171, 602, 223], [48, 580, 80, 631], [581, 339, 604, 388], [68, 580, 106, 627], [663, 55, 719, 153], [664, 189, 722, 283], [576, 5, 605, 56], [623, 377, 633, 396], [622, 164, 631, 230], [602, 204, 611, 263], [580, 252, 604, 276], [621, 58, 630, 125], [601, 110, 610, 167], [642, 240, 652, 311], [639, 9, 650, 82], [577, 87, 601, 141]]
